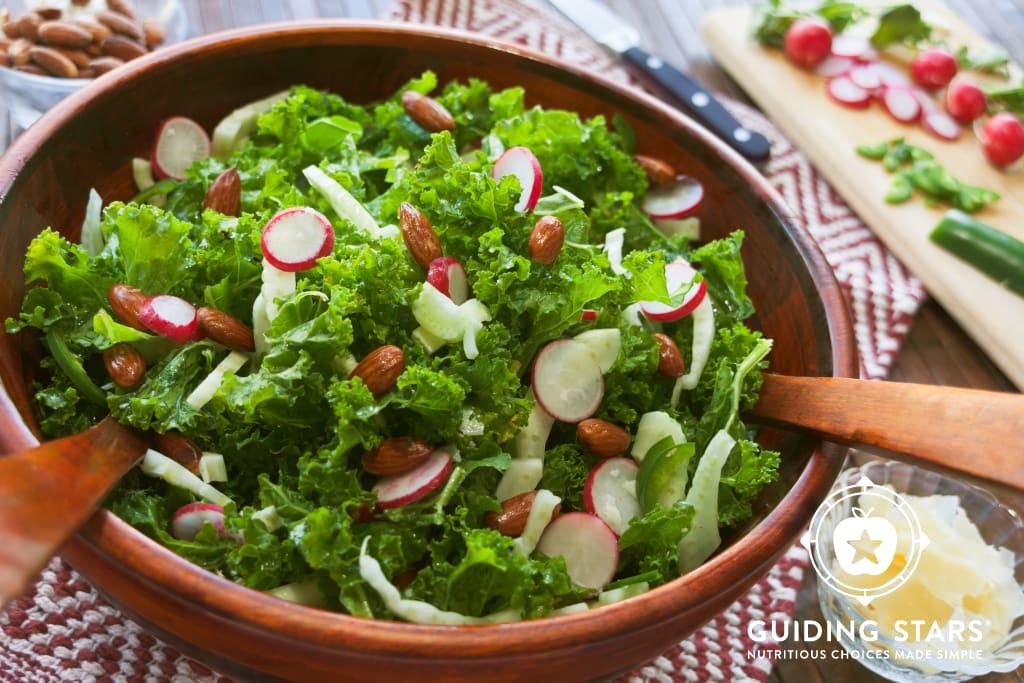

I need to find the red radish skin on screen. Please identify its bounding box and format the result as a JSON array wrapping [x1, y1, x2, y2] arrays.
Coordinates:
[[641, 175, 704, 219], [171, 503, 234, 541], [910, 47, 958, 90], [535, 512, 619, 591], [151, 116, 211, 181], [640, 261, 707, 323], [580, 309, 597, 322], [979, 113, 1024, 167], [373, 449, 453, 509], [784, 17, 832, 69], [583, 458, 641, 536], [826, 76, 871, 109], [881, 87, 922, 124], [922, 111, 961, 141], [531, 339, 605, 423], [261, 207, 335, 272], [138, 295, 203, 344], [426, 256, 469, 304], [814, 55, 854, 78], [492, 146, 543, 212], [945, 78, 988, 124], [829, 34, 876, 62]]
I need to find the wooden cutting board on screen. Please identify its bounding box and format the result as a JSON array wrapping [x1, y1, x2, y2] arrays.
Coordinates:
[[702, 0, 1024, 389]]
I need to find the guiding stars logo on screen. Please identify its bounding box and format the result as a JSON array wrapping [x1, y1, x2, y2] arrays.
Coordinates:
[[802, 476, 929, 606]]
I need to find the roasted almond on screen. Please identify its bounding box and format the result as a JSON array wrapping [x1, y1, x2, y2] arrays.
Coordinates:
[[89, 55, 123, 75], [2, 15, 20, 39], [14, 63, 46, 75], [106, 0, 135, 18], [202, 167, 242, 216], [528, 215, 564, 265], [154, 430, 201, 474], [101, 34, 145, 61], [141, 18, 164, 47], [38, 20, 93, 48], [52, 45, 90, 68], [577, 418, 631, 458], [349, 345, 405, 398], [0, 51, 8, 68], [35, 7, 64, 21], [108, 283, 149, 331], [95, 9, 142, 41], [103, 342, 146, 388], [484, 491, 562, 537], [652, 332, 685, 378], [362, 437, 433, 476], [634, 154, 677, 188], [17, 12, 42, 41], [71, 0, 91, 6], [196, 306, 254, 352], [77, 65, 95, 78], [8, 38, 33, 66], [70, 19, 112, 43], [401, 90, 455, 133], [398, 202, 442, 269], [30, 45, 78, 78]]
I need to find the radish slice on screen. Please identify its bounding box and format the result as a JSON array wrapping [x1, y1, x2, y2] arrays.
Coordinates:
[[580, 309, 597, 322], [868, 61, 910, 88], [373, 449, 453, 509], [151, 116, 211, 181], [536, 513, 619, 590], [261, 207, 335, 272], [826, 76, 871, 109], [171, 503, 236, 541], [881, 86, 922, 123], [639, 261, 707, 323], [493, 146, 543, 212], [829, 34, 876, 61], [138, 295, 202, 344], [911, 87, 939, 114], [848, 64, 882, 92], [814, 54, 854, 78], [427, 256, 469, 304], [641, 175, 704, 220], [922, 111, 961, 141], [531, 339, 605, 423], [583, 457, 641, 536]]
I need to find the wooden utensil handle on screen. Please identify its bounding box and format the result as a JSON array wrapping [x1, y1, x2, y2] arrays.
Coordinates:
[[751, 374, 1024, 490]]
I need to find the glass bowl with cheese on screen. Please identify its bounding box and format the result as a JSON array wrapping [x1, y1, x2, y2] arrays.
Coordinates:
[[817, 460, 1024, 682]]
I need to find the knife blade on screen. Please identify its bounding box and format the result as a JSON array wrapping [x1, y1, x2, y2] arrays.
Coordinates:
[[549, 0, 771, 162]]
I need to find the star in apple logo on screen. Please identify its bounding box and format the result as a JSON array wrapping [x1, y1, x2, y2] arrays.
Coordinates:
[[832, 506, 898, 576]]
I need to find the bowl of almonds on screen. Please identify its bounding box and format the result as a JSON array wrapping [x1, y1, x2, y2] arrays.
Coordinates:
[[0, 0, 187, 140]]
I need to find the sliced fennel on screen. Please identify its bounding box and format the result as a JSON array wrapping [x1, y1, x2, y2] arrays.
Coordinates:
[[139, 449, 231, 506]]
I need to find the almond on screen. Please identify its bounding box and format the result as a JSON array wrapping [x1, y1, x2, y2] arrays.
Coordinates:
[[350, 345, 405, 398], [484, 491, 562, 537], [0, 51, 8, 68], [77, 65, 94, 78], [652, 333, 685, 378], [30, 45, 78, 78], [14, 64, 46, 75], [17, 12, 43, 41], [398, 202, 442, 269], [2, 13, 20, 39], [196, 306, 254, 352], [154, 431, 201, 474], [89, 55, 123, 75], [141, 18, 164, 47], [401, 90, 455, 133], [202, 167, 242, 216], [102, 342, 146, 388], [52, 45, 90, 68], [101, 34, 145, 61], [362, 437, 433, 476], [35, 7, 64, 21], [70, 19, 112, 43], [634, 154, 677, 188], [528, 215, 564, 265], [8, 38, 33, 66], [108, 283, 149, 331], [106, 0, 135, 18], [95, 9, 141, 41], [577, 418, 631, 458], [72, 0, 90, 5], [38, 20, 93, 48]]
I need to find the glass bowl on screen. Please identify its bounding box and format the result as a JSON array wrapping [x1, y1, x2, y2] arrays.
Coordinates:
[[0, 0, 189, 143], [816, 460, 1024, 682]]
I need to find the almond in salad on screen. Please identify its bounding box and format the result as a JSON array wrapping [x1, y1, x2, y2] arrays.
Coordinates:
[[652, 332, 685, 378], [484, 490, 561, 537], [633, 154, 677, 187], [102, 342, 145, 387], [399, 202, 442, 269], [528, 215, 564, 265], [196, 306, 254, 352], [202, 167, 242, 216], [577, 419, 631, 458], [362, 437, 433, 476], [108, 283, 149, 331], [350, 345, 405, 398], [401, 90, 456, 133]]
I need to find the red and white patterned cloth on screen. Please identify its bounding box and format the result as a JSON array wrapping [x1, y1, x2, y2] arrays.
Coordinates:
[[0, 0, 927, 681]]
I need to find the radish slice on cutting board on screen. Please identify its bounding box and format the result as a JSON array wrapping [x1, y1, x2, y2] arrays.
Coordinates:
[[639, 261, 707, 323], [641, 175, 704, 219], [826, 76, 871, 109], [815, 55, 854, 78], [139, 295, 203, 344], [427, 256, 469, 304], [583, 457, 641, 536], [152, 116, 211, 180], [536, 513, 619, 591], [493, 146, 543, 212], [829, 34, 876, 61], [531, 339, 605, 423], [261, 207, 335, 272], [922, 111, 961, 141], [881, 86, 922, 123], [373, 449, 453, 509]]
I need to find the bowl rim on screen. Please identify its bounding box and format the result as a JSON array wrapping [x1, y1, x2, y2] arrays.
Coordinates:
[[0, 18, 858, 660]]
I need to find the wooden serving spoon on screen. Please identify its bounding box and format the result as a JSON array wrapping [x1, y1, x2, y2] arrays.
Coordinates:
[[0, 376, 1021, 610]]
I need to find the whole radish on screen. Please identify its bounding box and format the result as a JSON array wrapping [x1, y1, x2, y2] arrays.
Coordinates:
[[784, 18, 833, 69], [979, 113, 1024, 167], [945, 78, 988, 123], [910, 48, 958, 90]]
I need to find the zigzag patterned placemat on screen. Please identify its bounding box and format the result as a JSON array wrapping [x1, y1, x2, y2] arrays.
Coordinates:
[[0, 0, 926, 681]]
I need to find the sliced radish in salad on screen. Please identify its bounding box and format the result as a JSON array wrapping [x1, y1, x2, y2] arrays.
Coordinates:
[[814, 55, 854, 78], [531, 339, 605, 423], [260, 207, 335, 272], [536, 512, 619, 591], [493, 146, 543, 212], [826, 76, 871, 109], [373, 448, 453, 509], [427, 256, 469, 304], [138, 295, 202, 344], [583, 457, 641, 536], [641, 175, 704, 220], [922, 111, 961, 141], [580, 309, 597, 322], [881, 86, 922, 124], [151, 116, 211, 181], [639, 261, 707, 323], [171, 503, 235, 541]]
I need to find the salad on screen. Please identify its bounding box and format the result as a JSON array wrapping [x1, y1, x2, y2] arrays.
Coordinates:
[[6, 72, 779, 623]]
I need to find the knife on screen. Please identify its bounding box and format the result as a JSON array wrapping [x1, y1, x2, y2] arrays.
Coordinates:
[[549, 0, 771, 162]]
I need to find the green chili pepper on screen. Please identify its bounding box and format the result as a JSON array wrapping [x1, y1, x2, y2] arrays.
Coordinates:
[[44, 330, 107, 406], [930, 210, 1024, 297]]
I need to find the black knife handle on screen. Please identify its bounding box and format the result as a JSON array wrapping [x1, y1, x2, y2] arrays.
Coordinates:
[[623, 46, 770, 162]]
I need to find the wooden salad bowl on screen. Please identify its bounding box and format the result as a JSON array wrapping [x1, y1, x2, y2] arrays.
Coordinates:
[[0, 23, 857, 683]]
